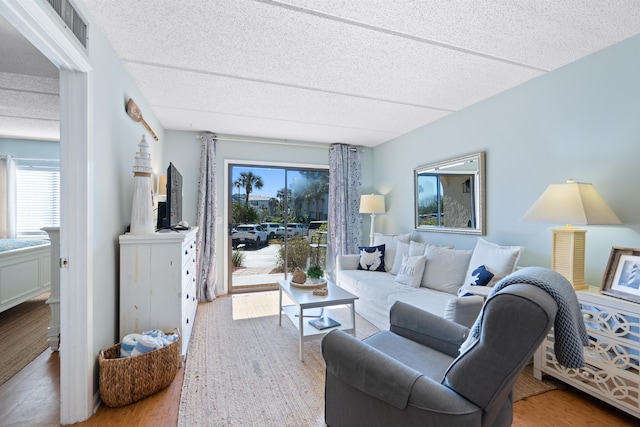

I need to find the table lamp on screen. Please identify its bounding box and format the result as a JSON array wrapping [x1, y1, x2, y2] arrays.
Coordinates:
[[360, 194, 385, 245], [521, 179, 621, 290], [157, 174, 167, 202]]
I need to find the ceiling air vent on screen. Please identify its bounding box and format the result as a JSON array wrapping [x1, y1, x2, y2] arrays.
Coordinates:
[[46, 0, 88, 48]]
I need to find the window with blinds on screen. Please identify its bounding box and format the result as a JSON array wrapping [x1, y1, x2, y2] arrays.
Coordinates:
[[16, 163, 60, 238]]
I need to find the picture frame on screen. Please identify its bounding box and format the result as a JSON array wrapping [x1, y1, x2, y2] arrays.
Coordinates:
[[601, 246, 640, 303]]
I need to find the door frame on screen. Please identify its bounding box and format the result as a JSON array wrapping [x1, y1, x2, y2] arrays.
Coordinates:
[[223, 159, 328, 295], [0, 1, 94, 423]]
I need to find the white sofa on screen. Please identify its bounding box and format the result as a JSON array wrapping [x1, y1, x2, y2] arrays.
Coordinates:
[[335, 234, 523, 330]]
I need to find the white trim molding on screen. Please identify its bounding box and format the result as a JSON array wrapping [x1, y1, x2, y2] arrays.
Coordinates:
[[0, 0, 94, 424]]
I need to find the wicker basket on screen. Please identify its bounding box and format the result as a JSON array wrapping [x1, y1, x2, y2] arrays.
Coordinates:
[[98, 332, 180, 407]]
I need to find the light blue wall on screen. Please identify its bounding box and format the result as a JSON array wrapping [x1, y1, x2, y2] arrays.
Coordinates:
[[373, 34, 640, 287], [0, 138, 59, 159], [66, 1, 165, 370]]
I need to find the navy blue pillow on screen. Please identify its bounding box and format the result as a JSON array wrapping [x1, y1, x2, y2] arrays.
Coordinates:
[[357, 244, 386, 272], [458, 265, 494, 297]]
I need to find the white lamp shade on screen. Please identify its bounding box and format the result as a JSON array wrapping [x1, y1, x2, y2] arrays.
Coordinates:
[[521, 180, 621, 225], [157, 175, 167, 196], [360, 194, 385, 214]]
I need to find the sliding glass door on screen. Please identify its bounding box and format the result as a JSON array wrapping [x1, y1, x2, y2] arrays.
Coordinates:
[[229, 163, 328, 293]]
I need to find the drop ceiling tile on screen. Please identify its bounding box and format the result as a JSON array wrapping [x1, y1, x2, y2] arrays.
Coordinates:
[[279, 0, 640, 69], [124, 62, 450, 144], [0, 116, 59, 140], [153, 105, 403, 146]]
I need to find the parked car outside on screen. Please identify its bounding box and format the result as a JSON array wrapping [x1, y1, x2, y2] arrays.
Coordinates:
[[286, 223, 308, 237], [307, 221, 327, 237], [277, 222, 308, 237], [260, 222, 282, 240], [232, 224, 268, 248]]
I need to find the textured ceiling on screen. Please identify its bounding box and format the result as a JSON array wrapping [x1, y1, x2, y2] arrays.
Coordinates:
[[3, 1, 640, 146], [0, 14, 59, 141]]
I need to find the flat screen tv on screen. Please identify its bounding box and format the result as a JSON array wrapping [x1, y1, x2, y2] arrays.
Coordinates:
[[157, 162, 183, 230]]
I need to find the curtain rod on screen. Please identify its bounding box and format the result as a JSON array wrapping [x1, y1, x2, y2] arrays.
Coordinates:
[[0, 155, 59, 162], [196, 133, 363, 151]]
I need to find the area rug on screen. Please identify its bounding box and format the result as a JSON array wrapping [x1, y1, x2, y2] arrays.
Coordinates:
[[0, 292, 50, 386], [178, 291, 561, 426]]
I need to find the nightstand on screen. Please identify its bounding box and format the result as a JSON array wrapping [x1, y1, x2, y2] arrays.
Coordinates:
[[533, 286, 640, 419]]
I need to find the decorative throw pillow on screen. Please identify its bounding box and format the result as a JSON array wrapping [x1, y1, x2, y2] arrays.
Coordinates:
[[390, 240, 411, 275], [394, 255, 427, 288], [420, 246, 473, 294], [458, 265, 495, 297], [372, 233, 412, 272], [357, 244, 386, 272], [463, 238, 524, 287], [409, 240, 427, 256]]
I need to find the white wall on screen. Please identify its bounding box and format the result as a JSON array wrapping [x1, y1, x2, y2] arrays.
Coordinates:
[[373, 34, 640, 287]]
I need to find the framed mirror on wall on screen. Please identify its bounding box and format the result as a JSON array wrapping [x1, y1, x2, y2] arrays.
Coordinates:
[[414, 152, 485, 235]]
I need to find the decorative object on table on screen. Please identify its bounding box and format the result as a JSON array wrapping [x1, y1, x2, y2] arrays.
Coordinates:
[[521, 178, 621, 290], [307, 264, 324, 280], [601, 246, 640, 303], [126, 98, 159, 141], [313, 287, 328, 296], [359, 194, 385, 245], [290, 265, 326, 288], [309, 317, 341, 330], [291, 267, 307, 284], [290, 278, 328, 289], [99, 329, 180, 407], [129, 135, 155, 235]]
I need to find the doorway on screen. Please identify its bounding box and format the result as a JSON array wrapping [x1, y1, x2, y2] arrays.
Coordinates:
[[0, 2, 94, 423], [228, 163, 329, 293]]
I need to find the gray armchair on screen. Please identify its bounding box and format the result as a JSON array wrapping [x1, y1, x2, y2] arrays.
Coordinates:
[[321, 282, 559, 427]]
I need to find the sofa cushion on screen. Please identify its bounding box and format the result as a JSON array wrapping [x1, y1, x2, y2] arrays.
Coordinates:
[[358, 244, 386, 272], [458, 264, 495, 297], [421, 246, 473, 294], [373, 233, 412, 272], [390, 240, 411, 275], [394, 255, 427, 288], [463, 238, 523, 287]]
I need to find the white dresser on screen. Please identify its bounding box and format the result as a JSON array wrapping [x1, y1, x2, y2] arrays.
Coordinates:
[[119, 227, 198, 361], [533, 286, 640, 419]]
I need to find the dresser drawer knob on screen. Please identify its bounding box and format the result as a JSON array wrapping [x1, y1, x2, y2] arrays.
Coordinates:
[[583, 313, 594, 321]]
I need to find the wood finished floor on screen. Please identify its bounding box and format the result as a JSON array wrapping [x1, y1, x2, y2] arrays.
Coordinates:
[[0, 349, 638, 426]]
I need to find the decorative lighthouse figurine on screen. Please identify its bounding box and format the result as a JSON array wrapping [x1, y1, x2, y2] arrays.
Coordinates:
[[130, 135, 155, 234]]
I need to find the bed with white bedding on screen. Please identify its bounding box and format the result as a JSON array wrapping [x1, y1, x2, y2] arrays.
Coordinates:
[[0, 239, 51, 313]]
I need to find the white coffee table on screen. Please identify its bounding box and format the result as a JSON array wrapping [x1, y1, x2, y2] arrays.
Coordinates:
[[278, 280, 358, 362]]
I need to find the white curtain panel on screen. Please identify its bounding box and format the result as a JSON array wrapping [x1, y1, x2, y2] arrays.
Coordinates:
[[327, 144, 363, 281], [0, 155, 17, 239], [195, 133, 217, 301]]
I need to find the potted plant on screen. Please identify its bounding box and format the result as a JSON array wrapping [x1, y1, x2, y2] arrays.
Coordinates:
[[307, 264, 324, 283]]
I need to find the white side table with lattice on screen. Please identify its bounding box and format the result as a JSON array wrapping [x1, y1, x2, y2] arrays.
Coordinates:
[[533, 286, 640, 419]]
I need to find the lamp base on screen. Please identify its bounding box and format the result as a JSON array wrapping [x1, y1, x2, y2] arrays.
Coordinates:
[[552, 227, 588, 291]]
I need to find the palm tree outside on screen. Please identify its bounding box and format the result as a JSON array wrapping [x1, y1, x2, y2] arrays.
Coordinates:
[[234, 171, 264, 205]]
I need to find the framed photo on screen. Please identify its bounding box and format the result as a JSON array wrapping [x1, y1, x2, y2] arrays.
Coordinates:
[[601, 247, 640, 303]]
